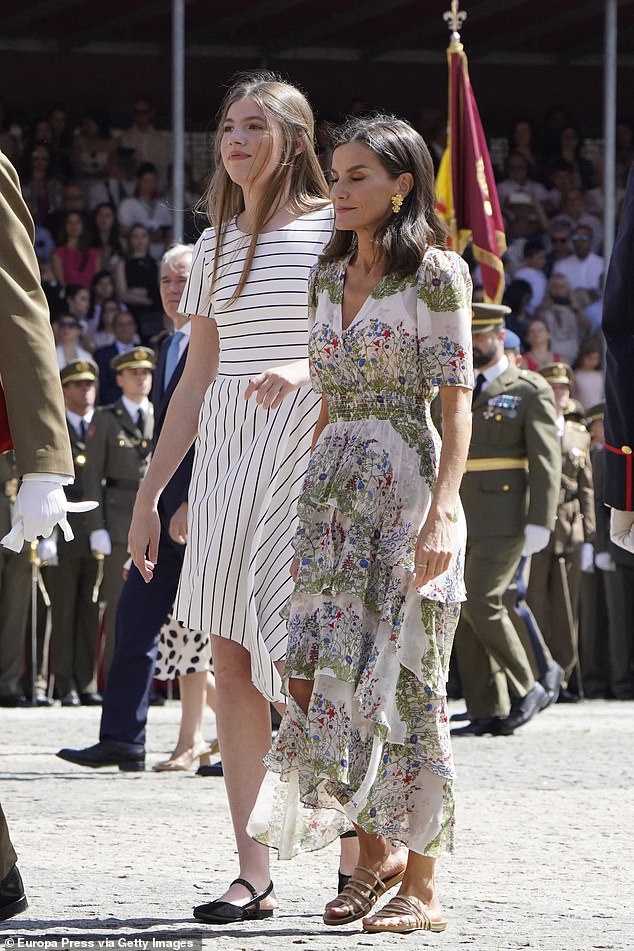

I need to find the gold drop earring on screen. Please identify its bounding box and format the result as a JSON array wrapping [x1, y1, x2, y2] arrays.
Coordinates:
[[391, 193, 404, 214]]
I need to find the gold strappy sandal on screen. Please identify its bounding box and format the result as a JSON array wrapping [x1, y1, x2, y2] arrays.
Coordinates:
[[362, 894, 448, 933], [322, 864, 405, 926]]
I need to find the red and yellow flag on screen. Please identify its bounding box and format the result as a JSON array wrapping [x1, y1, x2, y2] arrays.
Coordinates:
[[435, 36, 506, 304]]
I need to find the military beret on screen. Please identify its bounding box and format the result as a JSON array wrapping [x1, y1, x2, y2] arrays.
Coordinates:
[[60, 359, 98, 385], [504, 328, 521, 351], [539, 361, 573, 386], [111, 347, 155, 373], [472, 302, 511, 332]]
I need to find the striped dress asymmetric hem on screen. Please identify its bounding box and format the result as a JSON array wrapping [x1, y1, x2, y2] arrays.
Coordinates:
[[174, 207, 334, 702]]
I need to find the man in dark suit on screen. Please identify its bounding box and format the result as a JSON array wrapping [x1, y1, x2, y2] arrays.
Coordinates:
[[602, 165, 634, 554], [58, 244, 194, 771], [0, 149, 74, 921], [93, 310, 140, 405]]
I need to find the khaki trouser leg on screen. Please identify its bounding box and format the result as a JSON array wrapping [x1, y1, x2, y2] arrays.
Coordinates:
[[603, 564, 634, 697], [0, 804, 18, 880], [0, 551, 31, 697], [457, 535, 535, 719]]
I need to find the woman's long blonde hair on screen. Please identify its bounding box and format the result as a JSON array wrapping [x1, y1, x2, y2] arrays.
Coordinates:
[[205, 70, 329, 304]]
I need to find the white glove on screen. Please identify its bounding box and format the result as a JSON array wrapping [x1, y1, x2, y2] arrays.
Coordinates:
[[580, 541, 595, 573], [37, 537, 58, 566], [595, 551, 617, 572], [90, 529, 112, 556], [610, 509, 634, 553], [1, 482, 98, 553], [521, 523, 551, 557]]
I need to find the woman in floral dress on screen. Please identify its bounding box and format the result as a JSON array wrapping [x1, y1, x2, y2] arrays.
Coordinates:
[[249, 116, 474, 935]]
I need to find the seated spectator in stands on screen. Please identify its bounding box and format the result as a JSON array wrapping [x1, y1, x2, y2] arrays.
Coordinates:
[[90, 202, 124, 274], [92, 300, 132, 351], [117, 163, 172, 261], [88, 148, 136, 210], [513, 240, 548, 314], [20, 141, 63, 227], [497, 150, 549, 207], [83, 271, 118, 351], [0, 99, 20, 166], [65, 283, 91, 328], [23, 117, 53, 159], [71, 109, 118, 200], [51, 210, 100, 289], [544, 218, 572, 277], [502, 278, 533, 345], [48, 106, 73, 183], [585, 158, 625, 223], [497, 151, 549, 243], [553, 224, 604, 305], [46, 182, 86, 240], [119, 96, 172, 191], [551, 125, 596, 191], [572, 339, 605, 412], [507, 117, 542, 181], [523, 316, 564, 372], [536, 273, 591, 366], [94, 310, 140, 405], [558, 187, 603, 253], [114, 223, 161, 341], [545, 158, 575, 214], [54, 315, 92, 369], [415, 104, 446, 172], [615, 117, 634, 187], [540, 104, 570, 166]]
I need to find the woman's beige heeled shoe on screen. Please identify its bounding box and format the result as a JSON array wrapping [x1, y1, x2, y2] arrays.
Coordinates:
[[152, 738, 219, 772]]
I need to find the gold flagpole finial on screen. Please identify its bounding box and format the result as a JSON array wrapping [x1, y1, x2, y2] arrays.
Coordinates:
[[443, 0, 467, 44]]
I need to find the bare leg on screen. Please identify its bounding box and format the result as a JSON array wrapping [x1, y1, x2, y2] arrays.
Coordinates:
[[362, 851, 444, 929], [325, 828, 407, 920], [209, 634, 277, 910], [171, 670, 208, 757], [205, 671, 216, 711]]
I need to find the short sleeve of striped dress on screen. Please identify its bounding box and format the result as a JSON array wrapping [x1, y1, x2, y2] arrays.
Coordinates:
[[174, 205, 334, 703]]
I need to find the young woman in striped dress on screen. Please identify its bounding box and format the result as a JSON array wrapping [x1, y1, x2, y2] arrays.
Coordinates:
[[128, 72, 357, 921]]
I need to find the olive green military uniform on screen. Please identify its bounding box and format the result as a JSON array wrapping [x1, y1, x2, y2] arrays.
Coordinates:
[[47, 413, 100, 699], [1, 148, 73, 880], [456, 349, 561, 719], [527, 417, 595, 680], [84, 397, 154, 673], [0, 453, 31, 700]]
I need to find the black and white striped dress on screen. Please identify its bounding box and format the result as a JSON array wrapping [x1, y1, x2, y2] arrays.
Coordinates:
[[174, 207, 333, 702]]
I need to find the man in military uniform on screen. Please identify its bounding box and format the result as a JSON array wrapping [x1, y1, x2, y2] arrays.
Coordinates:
[[526, 363, 595, 701], [46, 360, 102, 707], [1, 147, 76, 921], [84, 347, 155, 674], [0, 453, 33, 706], [581, 404, 634, 699], [453, 303, 562, 736]]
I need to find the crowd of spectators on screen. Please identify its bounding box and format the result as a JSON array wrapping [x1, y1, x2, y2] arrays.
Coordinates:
[[1, 92, 632, 704]]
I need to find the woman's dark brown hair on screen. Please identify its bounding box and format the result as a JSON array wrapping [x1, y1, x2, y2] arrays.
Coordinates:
[[321, 114, 447, 277]]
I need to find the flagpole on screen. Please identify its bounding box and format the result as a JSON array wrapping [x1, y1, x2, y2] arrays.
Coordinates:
[[443, 0, 466, 49]]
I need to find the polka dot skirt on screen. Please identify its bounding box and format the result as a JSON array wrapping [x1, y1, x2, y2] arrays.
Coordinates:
[[154, 616, 212, 681]]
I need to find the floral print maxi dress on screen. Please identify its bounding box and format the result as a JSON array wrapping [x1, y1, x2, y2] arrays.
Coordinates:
[[249, 247, 473, 859]]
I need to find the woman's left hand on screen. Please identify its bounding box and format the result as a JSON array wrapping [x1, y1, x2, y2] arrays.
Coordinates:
[[244, 359, 310, 409], [413, 507, 458, 588]]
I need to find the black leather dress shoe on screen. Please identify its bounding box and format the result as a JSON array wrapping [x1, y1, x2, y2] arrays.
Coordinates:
[[0, 865, 28, 922], [57, 740, 145, 771], [449, 709, 470, 722], [539, 661, 564, 708], [501, 682, 548, 732], [0, 694, 30, 708], [196, 760, 223, 776], [556, 687, 581, 704], [450, 717, 509, 736], [60, 690, 80, 707], [79, 692, 103, 706]]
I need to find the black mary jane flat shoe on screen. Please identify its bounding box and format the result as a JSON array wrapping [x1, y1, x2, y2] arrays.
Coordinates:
[[193, 877, 275, 923]]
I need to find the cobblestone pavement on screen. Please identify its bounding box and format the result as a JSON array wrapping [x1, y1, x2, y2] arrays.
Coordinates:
[[1, 698, 633, 951]]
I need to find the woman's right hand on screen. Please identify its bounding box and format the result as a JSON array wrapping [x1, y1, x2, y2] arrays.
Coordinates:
[[128, 497, 161, 582]]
